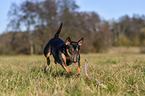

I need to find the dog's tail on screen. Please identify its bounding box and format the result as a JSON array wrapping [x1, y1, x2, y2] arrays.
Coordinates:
[[54, 23, 63, 38]]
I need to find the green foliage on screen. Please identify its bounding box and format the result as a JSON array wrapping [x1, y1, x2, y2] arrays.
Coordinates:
[[115, 34, 132, 46], [114, 34, 143, 47], [0, 54, 144, 95], [132, 35, 141, 46]]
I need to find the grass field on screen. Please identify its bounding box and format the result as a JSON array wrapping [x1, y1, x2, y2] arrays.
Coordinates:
[[0, 53, 145, 96]]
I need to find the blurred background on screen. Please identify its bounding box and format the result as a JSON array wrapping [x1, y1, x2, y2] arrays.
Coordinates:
[[0, 0, 145, 55]]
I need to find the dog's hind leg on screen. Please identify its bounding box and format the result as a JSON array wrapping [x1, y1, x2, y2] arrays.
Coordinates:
[[46, 53, 50, 66], [44, 45, 51, 66]]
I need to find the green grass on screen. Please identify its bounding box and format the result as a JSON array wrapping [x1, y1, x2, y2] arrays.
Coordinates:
[[0, 54, 145, 96]]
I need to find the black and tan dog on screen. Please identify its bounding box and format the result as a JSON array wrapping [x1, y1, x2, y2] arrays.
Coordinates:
[[44, 23, 84, 75]]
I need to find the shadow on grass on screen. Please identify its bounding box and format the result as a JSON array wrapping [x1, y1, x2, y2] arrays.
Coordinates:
[[42, 65, 72, 78]]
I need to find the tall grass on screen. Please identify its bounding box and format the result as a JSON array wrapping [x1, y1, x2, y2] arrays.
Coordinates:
[[0, 54, 144, 96]]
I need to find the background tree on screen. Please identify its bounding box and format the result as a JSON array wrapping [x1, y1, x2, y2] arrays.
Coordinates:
[[1, 0, 145, 55], [112, 15, 145, 46], [8, 1, 38, 55]]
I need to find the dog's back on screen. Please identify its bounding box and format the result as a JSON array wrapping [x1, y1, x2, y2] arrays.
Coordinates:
[[44, 23, 64, 63], [45, 38, 64, 54]]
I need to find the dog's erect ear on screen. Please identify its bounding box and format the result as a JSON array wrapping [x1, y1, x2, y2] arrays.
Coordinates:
[[78, 38, 84, 46], [65, 37, 71, 45]]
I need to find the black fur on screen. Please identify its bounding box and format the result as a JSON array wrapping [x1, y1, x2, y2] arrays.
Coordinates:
[[44, 23, 84, 75]]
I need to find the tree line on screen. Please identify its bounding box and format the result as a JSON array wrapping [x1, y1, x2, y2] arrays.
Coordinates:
[[0, 0, 145, 55]]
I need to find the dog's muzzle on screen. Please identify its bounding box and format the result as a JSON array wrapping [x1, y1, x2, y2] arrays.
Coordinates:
[[73, 54, 77, 63]]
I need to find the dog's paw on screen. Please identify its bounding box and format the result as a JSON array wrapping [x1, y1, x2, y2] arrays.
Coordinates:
[[69, 72, 74, 76], [76, 73, 81, 76]]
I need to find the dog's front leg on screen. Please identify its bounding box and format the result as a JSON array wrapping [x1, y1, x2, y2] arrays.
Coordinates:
[[76, 55, 80, 75], [60, 53, 73, 75], [76, 62, 80, 75]]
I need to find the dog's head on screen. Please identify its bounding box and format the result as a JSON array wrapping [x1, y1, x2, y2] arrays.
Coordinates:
[[65, 37, 84, 63]]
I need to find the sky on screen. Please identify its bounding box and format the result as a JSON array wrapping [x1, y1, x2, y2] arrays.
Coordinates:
[[0, 0, 145, 34]]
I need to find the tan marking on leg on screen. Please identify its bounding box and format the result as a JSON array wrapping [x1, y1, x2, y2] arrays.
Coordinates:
[[76, 55, 80, 75], [76, 62, 80, 75], [46, 52, 50, 58], [61, 53, 72, 74], [66, 49, 71, 57], [61, 53, 66, 62], [45, 52, 51, 67], [66, 49, 73, 60]]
